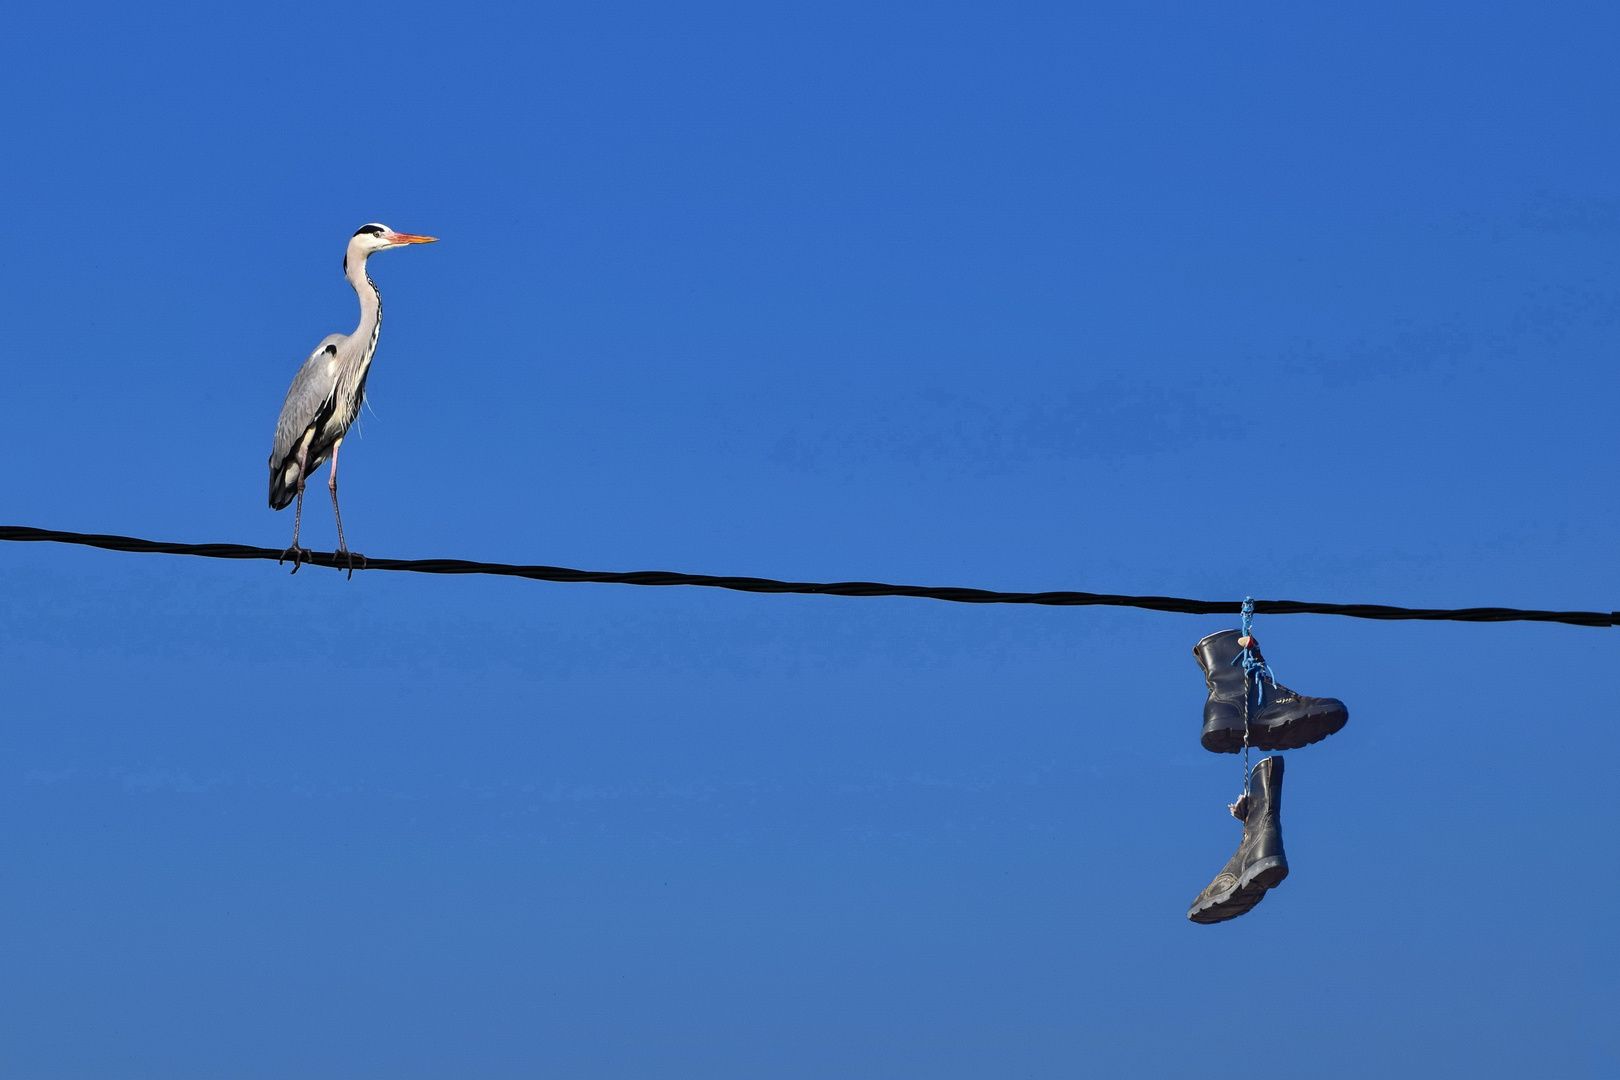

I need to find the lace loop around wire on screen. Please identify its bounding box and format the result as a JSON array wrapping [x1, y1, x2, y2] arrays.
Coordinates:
[[1231, 596, 1271, 811], [1231, 596, 1278, 710]]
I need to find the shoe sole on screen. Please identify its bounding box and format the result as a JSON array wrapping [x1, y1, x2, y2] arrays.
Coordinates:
[[1187, 857, 1289, 924], [1201, 707, 1348, 754]]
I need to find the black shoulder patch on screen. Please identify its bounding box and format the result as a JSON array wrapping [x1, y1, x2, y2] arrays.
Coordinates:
[[324, 342, 338, 356]]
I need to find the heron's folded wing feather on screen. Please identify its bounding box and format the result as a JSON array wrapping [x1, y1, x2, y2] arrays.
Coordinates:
[[270, 334, 346, 467]]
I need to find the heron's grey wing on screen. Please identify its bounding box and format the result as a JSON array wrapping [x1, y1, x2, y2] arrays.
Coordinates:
[[268, 334, 346, 509], [270, 334, 346, 468]]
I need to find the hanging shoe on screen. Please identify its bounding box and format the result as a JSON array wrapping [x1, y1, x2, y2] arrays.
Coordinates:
[[1188, 756, 1288, 924], [1195, 629, 1348, 754]]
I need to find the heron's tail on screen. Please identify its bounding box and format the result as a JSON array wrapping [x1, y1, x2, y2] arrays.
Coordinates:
[[268, 456, 302, 511]]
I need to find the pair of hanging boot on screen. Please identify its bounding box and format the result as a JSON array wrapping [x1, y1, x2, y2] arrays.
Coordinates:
[[1186, 630, 1347, 924]]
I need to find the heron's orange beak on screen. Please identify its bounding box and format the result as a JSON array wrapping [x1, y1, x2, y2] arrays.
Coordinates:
[[386, 232, 438, 245]]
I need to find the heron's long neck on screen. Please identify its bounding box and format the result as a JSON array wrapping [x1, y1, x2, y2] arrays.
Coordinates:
[[346, 255, 383, 360]]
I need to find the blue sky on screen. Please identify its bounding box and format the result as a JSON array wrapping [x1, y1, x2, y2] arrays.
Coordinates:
[[0, 2, 1615, 1076]]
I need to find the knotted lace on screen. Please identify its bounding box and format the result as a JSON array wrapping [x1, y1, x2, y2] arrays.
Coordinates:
[[1231, 597, 1278, 710], [1228, 596, 1275, 818]]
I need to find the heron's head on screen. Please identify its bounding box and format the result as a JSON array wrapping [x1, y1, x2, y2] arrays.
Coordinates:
[[344, 223, 437, 271]]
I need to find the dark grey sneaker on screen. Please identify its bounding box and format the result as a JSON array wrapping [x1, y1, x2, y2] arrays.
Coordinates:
[[1195, 630, 1348, 754], [1189, 756, 1289, 924]]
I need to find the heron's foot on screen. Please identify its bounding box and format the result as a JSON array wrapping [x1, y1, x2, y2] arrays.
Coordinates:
[[279, 545, 312, 574], [337, 548, 366, 579]]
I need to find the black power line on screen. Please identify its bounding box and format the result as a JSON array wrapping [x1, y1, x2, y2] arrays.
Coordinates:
[[0, 525, 1611, 628]]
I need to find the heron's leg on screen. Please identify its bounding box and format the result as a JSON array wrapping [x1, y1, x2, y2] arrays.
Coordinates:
[[280, 441, 312, 573], [328, 439, 362, 578]]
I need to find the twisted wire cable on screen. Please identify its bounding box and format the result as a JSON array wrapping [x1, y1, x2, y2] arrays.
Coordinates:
[[0, 525, 1610, 628]]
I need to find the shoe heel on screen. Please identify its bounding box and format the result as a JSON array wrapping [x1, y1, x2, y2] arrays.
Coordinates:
[[1242, 857, 1288, 893]]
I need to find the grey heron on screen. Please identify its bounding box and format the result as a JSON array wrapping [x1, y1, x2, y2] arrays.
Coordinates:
[[268, 223, 437, 572]]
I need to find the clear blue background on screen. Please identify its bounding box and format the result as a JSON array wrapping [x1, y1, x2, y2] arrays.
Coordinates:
[[0, 2, 1615, 1076]]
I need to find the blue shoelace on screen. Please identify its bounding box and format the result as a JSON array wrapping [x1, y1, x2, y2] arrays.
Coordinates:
[[1231, 596, 1278, 710]]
